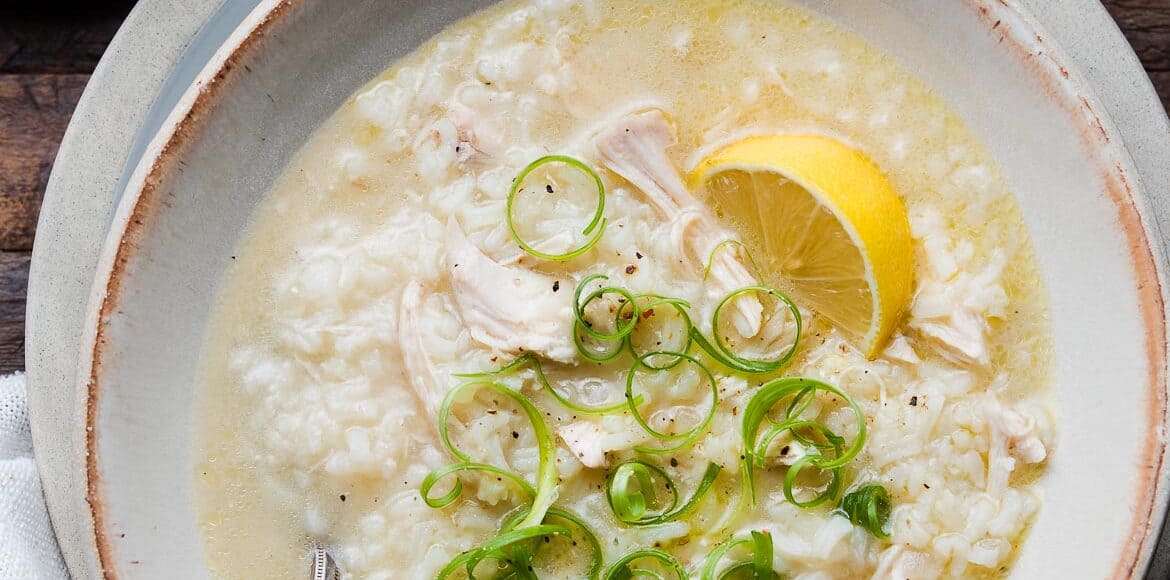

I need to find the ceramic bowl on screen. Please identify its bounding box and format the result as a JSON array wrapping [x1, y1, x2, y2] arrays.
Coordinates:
[[29, 0, 1170, 577]]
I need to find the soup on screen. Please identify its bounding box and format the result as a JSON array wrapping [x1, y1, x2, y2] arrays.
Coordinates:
[[194, 0, 1055, 578]]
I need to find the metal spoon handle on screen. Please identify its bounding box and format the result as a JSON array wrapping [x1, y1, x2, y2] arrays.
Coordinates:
[[310, 547, 340, 580]]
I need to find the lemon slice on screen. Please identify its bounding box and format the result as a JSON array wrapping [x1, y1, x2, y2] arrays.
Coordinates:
[[692, 134, 913, 358]]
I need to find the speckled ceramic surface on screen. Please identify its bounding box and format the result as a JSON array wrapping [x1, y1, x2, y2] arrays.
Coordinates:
[[29, 0, 1170, 578]]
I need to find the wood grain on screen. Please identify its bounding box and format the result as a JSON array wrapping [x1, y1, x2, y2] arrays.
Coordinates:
[[0, 74, 87, 252], [0, 2, 135, 74], [0, 252, 30, 374], [1103, 0, 1170, 112]]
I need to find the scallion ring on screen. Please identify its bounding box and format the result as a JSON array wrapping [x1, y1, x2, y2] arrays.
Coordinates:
[[606, 460, 722, 526], [576, 275, 642, 341], [507, 155, 607, 261], [420, 461, 533, 509], [574, 275, 641, 362], [436, 524, 570, 579], [692, 286, 802, 374], [839, 484, 892, 539], [699, 530, 779, 580], [602, 548, 688, 580], [495, 506, 605, 579], [623, 295, 695, 369], [425, 380, 559, 529], [455, 354, 638, 415], [625, 351, 719, 455], [703, 239, 766, 282], [741, 377, 865, 506]]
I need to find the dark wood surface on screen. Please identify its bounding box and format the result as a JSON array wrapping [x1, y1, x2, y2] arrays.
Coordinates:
[[0, 1, 1166, 374]]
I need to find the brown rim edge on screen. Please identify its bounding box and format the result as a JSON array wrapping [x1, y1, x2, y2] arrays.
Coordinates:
[[82, 0, 1170, 578], [84, 1, 298, 577], [966, 1, 1170, 578]]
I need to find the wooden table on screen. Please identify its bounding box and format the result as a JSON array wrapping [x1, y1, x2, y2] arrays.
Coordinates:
[[0, 2, 1167, 375]]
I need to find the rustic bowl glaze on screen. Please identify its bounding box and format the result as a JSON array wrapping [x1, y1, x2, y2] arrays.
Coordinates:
[[29, 0, 1170, 577]]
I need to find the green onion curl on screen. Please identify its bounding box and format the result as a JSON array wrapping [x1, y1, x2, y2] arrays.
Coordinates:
[[690, 286, 802, 374], [507, 155, 607, 261], [436, 524, 569, 579], [489, 506, 604, 579], [602, 548, 688, 580], [703, 239, 765, 282], [625, 351, 719, 455], [575, 274, 641, 362], [623, 295, 695, 369], [839, 484, 892, 539], [606, 460, 722, 526], [420, 381, 559, 530], [700, 530, 780, 580], [455, 353, 638, 415], [741, 378, 865, 508]]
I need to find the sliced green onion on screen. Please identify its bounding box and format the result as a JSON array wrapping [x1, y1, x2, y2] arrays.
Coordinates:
[[436, 524, 570, 579], [606, 460, 722, 526], [839, 484, 892, 539], [625, 352, 719, 455], [424, 381, 559, 529], [420, 461, 534, 509], [700, 530, 780, 580], [602, 548, 688, 580], [741, 378, 865, 507], [495, 506, 605, 580], [507, 155, 607, 261], [703, 239, 766, 282], [692, 286, 802, 374], [455, 353, 637, 415], [624, 295, 695, 368], [575, 274, 641, 362]]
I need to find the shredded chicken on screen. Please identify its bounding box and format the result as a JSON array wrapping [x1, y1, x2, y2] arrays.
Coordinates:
[[872, 546, 941, 579], [557, 419, 649, 469], [446, 82, 503, 166], [398, 280, 444, 418], [985, 395, 1052, 496], [908, 210, 1008, 366], [595, 109, 763, 337], [882, 334, 922, 366], [446, 220, 576, 363]]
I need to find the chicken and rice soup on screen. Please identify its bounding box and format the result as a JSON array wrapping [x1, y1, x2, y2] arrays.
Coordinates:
[[194, 1, 1056, 578]]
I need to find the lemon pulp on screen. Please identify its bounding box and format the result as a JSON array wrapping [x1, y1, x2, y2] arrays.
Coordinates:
[[694, 134, 914, 357]]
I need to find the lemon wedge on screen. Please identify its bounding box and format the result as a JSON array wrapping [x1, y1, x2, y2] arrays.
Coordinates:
[[692, 134, 913, 358]]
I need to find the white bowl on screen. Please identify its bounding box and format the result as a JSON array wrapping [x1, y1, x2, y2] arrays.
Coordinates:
[[29, 0, 1170, 577]]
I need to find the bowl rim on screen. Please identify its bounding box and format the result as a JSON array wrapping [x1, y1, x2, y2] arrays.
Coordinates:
[[31, 0, 1170, 577]]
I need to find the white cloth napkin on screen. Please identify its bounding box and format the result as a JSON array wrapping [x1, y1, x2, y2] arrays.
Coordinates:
[[0, 372, 69, 579]]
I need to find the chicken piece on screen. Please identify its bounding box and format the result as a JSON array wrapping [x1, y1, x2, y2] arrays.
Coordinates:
[[872, 546, 942, 579], [595, 109, 763, 337], [446, 220, 576, 363], [985, 396, 1052, 496], [446, 82, 502, 166], [398, 281, 444, 418], [908, 211, 1008, 366], [557, 418, 649, 469]]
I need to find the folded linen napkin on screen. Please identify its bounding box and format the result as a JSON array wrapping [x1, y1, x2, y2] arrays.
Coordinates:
[[0, 372, 69, 579]]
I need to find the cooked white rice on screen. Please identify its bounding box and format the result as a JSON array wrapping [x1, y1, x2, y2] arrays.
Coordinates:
[[194, 1, 1056, 578]]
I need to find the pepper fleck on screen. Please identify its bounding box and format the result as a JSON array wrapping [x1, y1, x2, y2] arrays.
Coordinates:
[[625, 264, 637, 275], [670, 458, 678, 467], [553, 280, 560, 292], [636, 251, 644, 259], [546, 184, 554, 194], [512, 431, 520, 439], [340, 494, 346, 502], [909, 396, 918, 407]]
